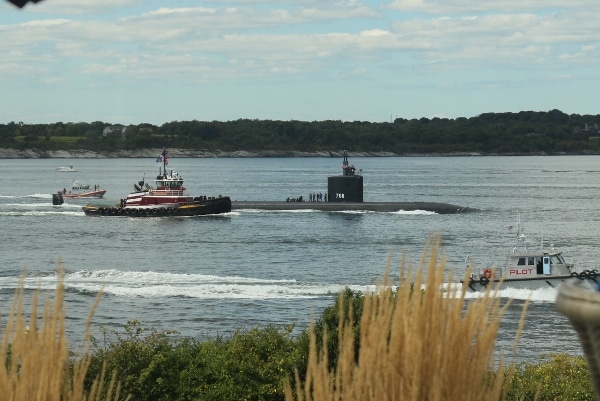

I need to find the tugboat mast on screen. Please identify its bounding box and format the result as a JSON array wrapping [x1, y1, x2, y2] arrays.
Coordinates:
[[157, 148, 168, 177]]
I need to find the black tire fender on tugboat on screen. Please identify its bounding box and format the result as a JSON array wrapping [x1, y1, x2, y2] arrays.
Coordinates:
[[479, 276, 489, 286], [571, 272, 579, 278], [579, 271, 588, 280], [588, 270, 597, 281]]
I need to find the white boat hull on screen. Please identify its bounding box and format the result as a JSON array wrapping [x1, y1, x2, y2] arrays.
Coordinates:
[[462, 272, 597, 292], [62, 190, 106, 199]]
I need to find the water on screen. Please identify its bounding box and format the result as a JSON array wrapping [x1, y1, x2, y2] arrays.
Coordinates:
[[1, 155, 599, 362]]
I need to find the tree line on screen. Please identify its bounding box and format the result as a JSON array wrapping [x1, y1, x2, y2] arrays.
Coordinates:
[[2, 109, 600, 154]]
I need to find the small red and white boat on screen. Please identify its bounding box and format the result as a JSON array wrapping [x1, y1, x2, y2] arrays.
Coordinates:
[[60, 181, 106, 199]]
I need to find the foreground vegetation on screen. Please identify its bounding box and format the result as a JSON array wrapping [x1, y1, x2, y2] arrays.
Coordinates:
[[0, 271, 123, 401], [3, 109, 600, 155], [2, 241, 596, 400]]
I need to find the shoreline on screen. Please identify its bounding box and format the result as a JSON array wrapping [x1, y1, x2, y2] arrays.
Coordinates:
[[0, 148, 577, 159]]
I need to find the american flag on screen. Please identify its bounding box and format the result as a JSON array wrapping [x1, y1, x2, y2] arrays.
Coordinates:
[[156, 149, 168, 165]]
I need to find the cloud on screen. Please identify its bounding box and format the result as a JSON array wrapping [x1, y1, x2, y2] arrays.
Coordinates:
[[24, 0, 142, 15], [386, 0, 600, 14], [2, 1, 599, 86], [2, 0, 600, 124]]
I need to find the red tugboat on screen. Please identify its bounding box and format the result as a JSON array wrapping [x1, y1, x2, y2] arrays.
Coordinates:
[[82, 149, 231, 217]]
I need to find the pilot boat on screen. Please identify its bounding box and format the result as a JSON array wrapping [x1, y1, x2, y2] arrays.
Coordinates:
[[60, 181, 106, 199], [462, 218, 597, 292], [82, 149, 231, 217]]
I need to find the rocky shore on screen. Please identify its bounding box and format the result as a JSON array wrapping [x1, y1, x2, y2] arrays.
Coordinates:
[[0, 148, 485, 159]]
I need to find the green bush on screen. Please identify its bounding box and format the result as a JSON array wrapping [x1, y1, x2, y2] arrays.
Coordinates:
[[87, 321, 299, 401], [83, 302, 598, 401], [506, 354, 594, 401], [293, 287, 365, 379]]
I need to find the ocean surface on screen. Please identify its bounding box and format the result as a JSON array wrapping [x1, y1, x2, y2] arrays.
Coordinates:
[[1, 155, 599, 363]]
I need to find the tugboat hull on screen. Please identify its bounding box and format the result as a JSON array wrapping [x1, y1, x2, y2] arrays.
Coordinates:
[[82, 196, 231, 217]]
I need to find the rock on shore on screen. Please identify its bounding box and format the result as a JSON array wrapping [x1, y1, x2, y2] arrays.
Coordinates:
[[0, 148, 408, 159]]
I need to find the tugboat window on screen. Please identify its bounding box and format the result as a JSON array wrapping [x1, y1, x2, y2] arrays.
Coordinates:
[[528, 257, 535, 265], [517, 257, 526, 266]]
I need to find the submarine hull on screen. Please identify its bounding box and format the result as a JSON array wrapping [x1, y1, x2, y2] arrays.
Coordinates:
[[231, 201, 475, 214]]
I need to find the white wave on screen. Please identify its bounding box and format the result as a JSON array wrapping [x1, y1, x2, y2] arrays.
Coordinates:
[[58, 202, 86, 209], [391, 209, 437, 215], [0, 210, 84, 217], [65, 269, 297, 284], [460, 286, 558, 302], [3, 202, 55, 208], [6, 268, 559, 302], [72, 282, 362, 299], [0, 270, 370, 300], [24, 193, 53, 199], [236, 209, 318, 214], [222, 211, 240, 216], [277, 209, 318, 213]]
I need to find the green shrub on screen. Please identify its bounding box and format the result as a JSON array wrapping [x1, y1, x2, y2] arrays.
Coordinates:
[[87, 321, 299, 401], [506, 354, 594, 400], [87, 320, 184, 401], [293, 287, 365, 380], [83, 302, 597, 401]]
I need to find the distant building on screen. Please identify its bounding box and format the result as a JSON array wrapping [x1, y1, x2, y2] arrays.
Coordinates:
[[102, 125, 127, 136], [575, 123, 600, 137]]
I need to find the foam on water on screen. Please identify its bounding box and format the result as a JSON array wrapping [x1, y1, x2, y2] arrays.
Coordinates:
[[0, 269, 370, 300], [391, 209, 437, 215]]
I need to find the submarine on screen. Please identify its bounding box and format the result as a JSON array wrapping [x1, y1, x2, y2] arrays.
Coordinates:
[[231, 151, 475, 214]]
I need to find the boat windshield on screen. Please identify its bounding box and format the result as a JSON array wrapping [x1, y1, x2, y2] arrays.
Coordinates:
[[551, 255, 565, 265], [517, 257, 537, 266], [157, 180, 183, 189]]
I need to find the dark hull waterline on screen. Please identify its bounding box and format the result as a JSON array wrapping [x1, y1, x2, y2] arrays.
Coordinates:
[[231, 201, 475, 214], [82, 196, 232, 217]]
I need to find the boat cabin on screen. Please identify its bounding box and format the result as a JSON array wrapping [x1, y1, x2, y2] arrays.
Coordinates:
[[500, 247, 572, 279], [153, 170, 186, 195], [124, 167, 192, 207]]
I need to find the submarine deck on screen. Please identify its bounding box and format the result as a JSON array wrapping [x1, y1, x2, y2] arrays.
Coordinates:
[[231, 201, 475, 214]]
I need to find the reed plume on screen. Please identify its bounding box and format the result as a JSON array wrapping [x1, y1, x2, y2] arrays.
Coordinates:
[[286, 236, 526, 401], [0, 262, 126, 401]]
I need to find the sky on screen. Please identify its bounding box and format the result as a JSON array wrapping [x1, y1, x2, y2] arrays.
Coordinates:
[[1, 0, 599, 125]]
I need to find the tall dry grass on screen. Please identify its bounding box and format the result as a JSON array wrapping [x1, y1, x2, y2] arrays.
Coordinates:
[[286, 236, 527, 401], [0, 264, 126, 401]]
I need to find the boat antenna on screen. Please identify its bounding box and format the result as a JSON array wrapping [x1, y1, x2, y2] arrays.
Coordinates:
[[342, 150, 349, 175], [162, 148, 168, 174], [156, 148, 168, 176]]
